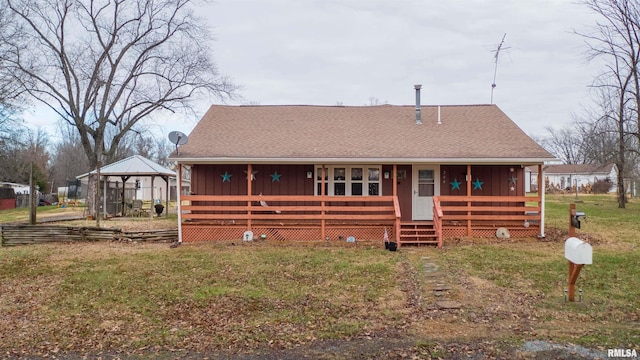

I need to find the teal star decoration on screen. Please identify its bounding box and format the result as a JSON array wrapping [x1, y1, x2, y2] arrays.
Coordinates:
[[270, 171, 282, 182], [509, 176, 518, 185], [450, 178, 461, 190], [221, 171, 232, 182], [472, 178, 484, 190]]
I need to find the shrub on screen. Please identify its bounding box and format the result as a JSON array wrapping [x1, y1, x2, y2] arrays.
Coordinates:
[[592, 178, 613, 194]]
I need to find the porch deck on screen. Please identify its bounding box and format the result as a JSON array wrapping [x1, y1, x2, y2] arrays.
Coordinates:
[[179, 194, 542, 247]]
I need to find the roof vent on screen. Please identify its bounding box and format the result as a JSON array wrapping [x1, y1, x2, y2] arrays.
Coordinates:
[[414, 84, 422, 125]]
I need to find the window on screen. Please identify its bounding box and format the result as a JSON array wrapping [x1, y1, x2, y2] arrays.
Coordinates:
[[315, 165, 381, 196], [418, 169, 434, 196]]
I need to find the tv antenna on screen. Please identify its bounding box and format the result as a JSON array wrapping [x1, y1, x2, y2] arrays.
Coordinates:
[[490, 33, 509, 104], [168, 130, 188, 155]]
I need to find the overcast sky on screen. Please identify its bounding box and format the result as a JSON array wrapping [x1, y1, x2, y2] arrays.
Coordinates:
[[25, 0, 603, 142]]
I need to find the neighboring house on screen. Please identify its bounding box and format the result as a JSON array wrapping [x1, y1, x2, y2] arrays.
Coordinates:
[[527, 164, 618, 193], [78, 155, 177, 217], [0, 185, 17, 210], [0, 182, 31, 194], [169, 87, 556, 246]]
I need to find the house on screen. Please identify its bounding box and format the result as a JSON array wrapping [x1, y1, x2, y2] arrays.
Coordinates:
[[169, 87, 555, 246], [527, 163, 618, 193], [0, 185, 17, 210]]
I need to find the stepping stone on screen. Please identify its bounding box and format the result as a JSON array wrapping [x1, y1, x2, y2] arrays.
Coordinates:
[[423, 263, 439, 272], [436, 300, 462, 309], [433, 291, 446, 297], [433, 285, 451, 291], [424, 272, 443, 278]]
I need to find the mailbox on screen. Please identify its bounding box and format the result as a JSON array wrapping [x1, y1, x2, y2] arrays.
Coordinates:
[[571, 211, 586, 229], [564, 237, 592, 265]]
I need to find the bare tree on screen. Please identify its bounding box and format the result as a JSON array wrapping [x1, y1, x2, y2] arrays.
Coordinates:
[[538, 125, 587, 164], [579, 0, 640, 207], [4, 0, 235, 218], [0, 126, 50, 191], [49, 126, 91, 192], [0, 4, 25, 111]]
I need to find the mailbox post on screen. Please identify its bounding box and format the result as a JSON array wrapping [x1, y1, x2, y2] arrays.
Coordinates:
[[565, 203, 591, 302], [568, 203, 586, 237], [565, 237, 592, 301]]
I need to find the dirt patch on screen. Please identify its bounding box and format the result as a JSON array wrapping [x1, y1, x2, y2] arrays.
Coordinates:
[[47, 216, 178, 232]]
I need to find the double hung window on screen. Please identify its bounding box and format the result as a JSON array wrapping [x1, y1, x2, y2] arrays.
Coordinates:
[[315, 166, 381, 196]]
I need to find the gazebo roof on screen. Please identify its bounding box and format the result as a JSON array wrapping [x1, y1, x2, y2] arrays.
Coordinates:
[[78, 155, 176, 178]]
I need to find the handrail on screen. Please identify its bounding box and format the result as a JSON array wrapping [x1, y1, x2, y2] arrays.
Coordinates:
[[432, 197, 443, 248], [434, 195, 541, 237], [181, 195, 398, 224], [393, 196, 402, 244]]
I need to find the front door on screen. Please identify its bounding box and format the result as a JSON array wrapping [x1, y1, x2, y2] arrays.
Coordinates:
[[412, 165, 439, 220]]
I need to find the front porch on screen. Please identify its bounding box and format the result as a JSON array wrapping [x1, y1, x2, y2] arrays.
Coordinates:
[[179, 194, 542, 247]]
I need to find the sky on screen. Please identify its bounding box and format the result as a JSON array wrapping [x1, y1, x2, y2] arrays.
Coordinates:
[[24, 0, 603, 143]]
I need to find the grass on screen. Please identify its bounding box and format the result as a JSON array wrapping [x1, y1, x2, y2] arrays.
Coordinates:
[[0, 242, 406, 354], [544, 193, 640, 245], [0, 194, 639, 356], [0, 204, 79, 223]]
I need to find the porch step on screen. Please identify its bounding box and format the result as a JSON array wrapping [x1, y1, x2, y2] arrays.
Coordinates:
[[399, 222, 438, 245]]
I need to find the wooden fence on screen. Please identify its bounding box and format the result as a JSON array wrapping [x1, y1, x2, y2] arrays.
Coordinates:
[[1, 225, 177, 246]]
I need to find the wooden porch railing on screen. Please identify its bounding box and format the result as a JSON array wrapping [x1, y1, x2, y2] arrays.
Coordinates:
[[181, 195, 402, 241], [432, 197, 444, 247], [432, 195, 541, 240]]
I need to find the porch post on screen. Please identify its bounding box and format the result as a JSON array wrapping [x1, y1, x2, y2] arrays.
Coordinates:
[[393, 164, 398, 196], [103, 177, 108, 220], [177, 164, 183, 243], [321, 165, 326, 241], [466, 164, 472, 236], [247, 163, 252, 230], [165, 176, 169, 217], [150, 175, 156, 214], [539, 163, 545, 237]]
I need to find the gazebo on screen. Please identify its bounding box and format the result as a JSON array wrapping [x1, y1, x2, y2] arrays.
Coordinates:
[[78, 155, 176, 217]]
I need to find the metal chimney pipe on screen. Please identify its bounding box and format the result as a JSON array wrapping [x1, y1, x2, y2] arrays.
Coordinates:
[[414, 84, 422, 124]]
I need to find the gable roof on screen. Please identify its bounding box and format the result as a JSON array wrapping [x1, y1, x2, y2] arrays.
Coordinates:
[[170, 104, 555, 164], [530, 163, 616, 175], [78, 155, 176, 178]]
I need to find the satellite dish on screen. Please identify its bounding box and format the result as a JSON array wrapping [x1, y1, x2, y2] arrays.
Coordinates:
[[168, 131, 188, 155]]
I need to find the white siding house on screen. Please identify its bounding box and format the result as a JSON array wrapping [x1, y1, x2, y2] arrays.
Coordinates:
[[527, 164, 617, 193]]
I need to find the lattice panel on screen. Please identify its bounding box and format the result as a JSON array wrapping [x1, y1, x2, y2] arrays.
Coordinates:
[[250, 227, 321, 241], [182, 224, 392, 242], [508, 229, 539, 237], [183, 226, 246, 242], [443, 228, 468, 238], [184, 224, 534, 243], [442, 227, 540, 239], [325, 227, 392, 242]]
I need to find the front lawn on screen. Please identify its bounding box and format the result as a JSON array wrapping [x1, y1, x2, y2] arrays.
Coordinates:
[[0, 194, 638, 358]]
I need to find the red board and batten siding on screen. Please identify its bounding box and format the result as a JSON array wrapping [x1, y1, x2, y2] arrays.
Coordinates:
[[190, 164, 525, 219], [191, 164, 314, 196], [440, 165, 526, 197]]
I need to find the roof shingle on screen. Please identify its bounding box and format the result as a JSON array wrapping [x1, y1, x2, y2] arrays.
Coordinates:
[[172, 104, 554, 162]]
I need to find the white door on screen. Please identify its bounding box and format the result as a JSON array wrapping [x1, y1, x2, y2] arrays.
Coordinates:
[[412, 165, 439, 220]]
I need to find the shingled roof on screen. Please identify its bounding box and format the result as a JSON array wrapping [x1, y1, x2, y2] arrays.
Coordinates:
[[79, 155, 176, 178], [172, 104, 554, 163], [532, 163, 616, 175]]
